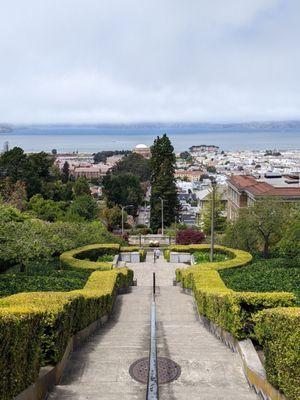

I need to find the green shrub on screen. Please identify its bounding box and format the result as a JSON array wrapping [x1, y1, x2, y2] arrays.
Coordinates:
[[97, 254, 115, 263], [164, 249, 170, 262], [176, 246, 295, 339], [220, 258, 300, 304], [0, 267, 133, 399], [193, 250, 230, 264], [60, 244, 120, 270], [0, 261, 91, 297], [139, 249, 147, 262], [255, 307, 300, 400], [0, 308, 44, 400], [120, 246, 140, 252]]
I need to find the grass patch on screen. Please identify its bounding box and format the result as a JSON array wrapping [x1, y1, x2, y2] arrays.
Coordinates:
[[220, 258, 300, 304], [194, 251, 229, 264], [0, 260, 91, 297]]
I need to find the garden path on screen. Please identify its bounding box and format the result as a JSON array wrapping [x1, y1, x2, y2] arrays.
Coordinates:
[[47, 251, 257, 400]]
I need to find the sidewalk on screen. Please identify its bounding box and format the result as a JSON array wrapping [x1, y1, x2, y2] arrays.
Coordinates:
[[48, 252, 257, 399]]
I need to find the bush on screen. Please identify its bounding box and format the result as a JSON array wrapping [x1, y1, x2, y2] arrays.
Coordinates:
[[194, 251, 230, 264], [0, 267, 133, 399], [176, 228, 205, 245], [60, 244, 120, 271], [175, 246, 295, 339], [220, 258, 300, 304], [255, 307, 300, 400], [0, 308, 44, 400]]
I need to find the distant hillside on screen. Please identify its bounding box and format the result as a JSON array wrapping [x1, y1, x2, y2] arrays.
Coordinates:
[[3, 120, 300, 132]]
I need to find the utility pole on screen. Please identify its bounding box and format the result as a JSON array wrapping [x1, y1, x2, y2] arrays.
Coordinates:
[[210, 179, 217, 262]]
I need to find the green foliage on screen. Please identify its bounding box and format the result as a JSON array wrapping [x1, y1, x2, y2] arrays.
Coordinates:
[[27, 194, 67, 221], [102, 173, 143, 212], [60, 243, 120, 270], [255, 307, 300, 400], [0, 268, 133, 399], [0, 308, 44, 400], [0, 261, 91, 297], [201, 189, 226, 234], [0, 203, 28, 222], [111, 153, 150, 182], [150, 134, 179, 231], [194, 251, 229, 264], [66, 194, 99, 221], [175, 246, 295, 339], [101, 205, 123, 231], [223, 199, 291, 258], [73, 177, 90, 196], [93, 150, 131, 164], [220, 258, 300, 304], [97, 254, 115, 262], [61, 161, 70, 183]]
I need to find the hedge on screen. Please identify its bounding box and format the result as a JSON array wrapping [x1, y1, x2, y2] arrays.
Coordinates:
[[255, 307, 300, 400], [60, 243, 120, 271], [0, 267, 133, 400], [175, 246, 296, 339]]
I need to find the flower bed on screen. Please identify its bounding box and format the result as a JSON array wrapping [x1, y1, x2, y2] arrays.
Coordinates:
[[0, 267, 133, 400]]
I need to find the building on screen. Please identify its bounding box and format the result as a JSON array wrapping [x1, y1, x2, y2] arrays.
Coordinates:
[[133, 144, 151, 159], [175, 169, 203, 182], [227, 174, 300, 220], [70, 164, 104, 179], [189, 145, 219, 154]]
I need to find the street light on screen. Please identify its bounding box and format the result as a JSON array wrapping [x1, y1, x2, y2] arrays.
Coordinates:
[[121, 205, 133, 235], [159, 197, 164, 236], [210, 178, 217, 262]]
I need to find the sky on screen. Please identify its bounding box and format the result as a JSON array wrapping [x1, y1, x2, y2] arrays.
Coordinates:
[[1, 0, 300, 124]]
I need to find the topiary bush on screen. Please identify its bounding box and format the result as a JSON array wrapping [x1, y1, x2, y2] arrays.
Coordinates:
[[0, 267, 133, 399], [60, 243, 120, 271], [255, 307, 300, 400]]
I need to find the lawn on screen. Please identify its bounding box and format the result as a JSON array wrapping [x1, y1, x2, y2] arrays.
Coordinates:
[[220, 258, 300, 304], [0, 260, 91, 297]]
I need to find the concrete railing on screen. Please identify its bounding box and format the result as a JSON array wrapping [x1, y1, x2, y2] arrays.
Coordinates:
[[169, 252, 191, 264], [129, 235, 175, 246]]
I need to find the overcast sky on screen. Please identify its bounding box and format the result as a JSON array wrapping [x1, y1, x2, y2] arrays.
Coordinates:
[[1, 0, 300, 124]]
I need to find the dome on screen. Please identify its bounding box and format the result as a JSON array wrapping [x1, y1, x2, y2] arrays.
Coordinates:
[[135, 143, 149, 149]]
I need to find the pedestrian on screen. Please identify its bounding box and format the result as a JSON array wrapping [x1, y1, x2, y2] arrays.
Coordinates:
[[156, 248, 161, 259]]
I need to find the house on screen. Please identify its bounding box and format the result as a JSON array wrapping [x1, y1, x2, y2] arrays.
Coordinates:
[[227, 174, 300, 220]]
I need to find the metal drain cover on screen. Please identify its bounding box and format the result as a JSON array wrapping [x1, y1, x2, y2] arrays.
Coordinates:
[[129, 357, 181, 384]]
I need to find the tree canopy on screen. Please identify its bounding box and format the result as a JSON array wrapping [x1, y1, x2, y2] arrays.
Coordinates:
[[150, 134, 179, 231]]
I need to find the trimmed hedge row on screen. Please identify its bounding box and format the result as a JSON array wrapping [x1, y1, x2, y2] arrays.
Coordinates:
[[175, 246, 296, 339], [255, 307, 300, 400], [120, 246, 147, 262], [175, 245, 298, 399], [0, 267, 133, 400], [60, 243, 120, 270]]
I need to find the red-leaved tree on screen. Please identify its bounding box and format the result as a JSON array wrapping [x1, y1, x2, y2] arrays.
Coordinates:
[[176, 228, 205, 245]]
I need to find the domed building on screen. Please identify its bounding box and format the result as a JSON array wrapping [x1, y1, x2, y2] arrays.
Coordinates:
[[133, 143, 151, 159]]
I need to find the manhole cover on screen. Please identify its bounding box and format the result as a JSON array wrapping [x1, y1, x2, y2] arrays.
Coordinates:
[[129, 357, 181, 384]]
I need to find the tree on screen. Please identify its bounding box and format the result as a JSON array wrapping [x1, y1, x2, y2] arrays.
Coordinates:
[[61, 161, 70, 183], [93, 150, 131, 164], [66, 194, 99, 221], [111, 153, 150, 182], [27, 194, 66, 222], [201, 189, 226, 234], [73, 177, 90, 196], [150, 134, 179, 232], [206, 165, 216, 173], [101, 205, 124, 231], [102, 173, 143, 213], [223, 199, 290, 258], [176, 228, 205, 245]]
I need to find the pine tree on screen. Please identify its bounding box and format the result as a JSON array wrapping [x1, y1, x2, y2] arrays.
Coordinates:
[[150, 134, 179, 232], [61, 161, 70, 183]]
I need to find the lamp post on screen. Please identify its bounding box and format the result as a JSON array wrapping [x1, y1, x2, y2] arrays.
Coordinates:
[[159, 197, 164, 236], [210, 179, 217, 262], [121, 205, 133, 235]]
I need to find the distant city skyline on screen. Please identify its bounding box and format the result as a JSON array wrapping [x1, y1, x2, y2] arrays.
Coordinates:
[[1, 1, 300, 124]]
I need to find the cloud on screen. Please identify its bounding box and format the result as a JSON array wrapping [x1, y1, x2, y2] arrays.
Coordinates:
[[0, 0, 299, 123]]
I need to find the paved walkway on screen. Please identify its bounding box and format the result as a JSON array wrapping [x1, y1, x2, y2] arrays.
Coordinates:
[[47, 252, 257, 400]]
